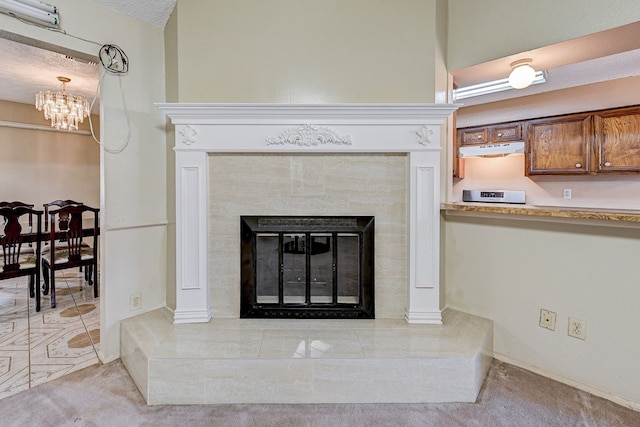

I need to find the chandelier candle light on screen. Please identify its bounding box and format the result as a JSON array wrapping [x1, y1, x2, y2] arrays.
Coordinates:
[[35, 76, 89, 131]]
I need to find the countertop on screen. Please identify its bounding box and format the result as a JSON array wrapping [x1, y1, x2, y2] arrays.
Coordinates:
[[442, 202, 640, 228]]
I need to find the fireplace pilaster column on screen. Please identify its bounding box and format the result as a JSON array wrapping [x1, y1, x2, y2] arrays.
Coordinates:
[[174, 150, 211, 323], [405, 150, 442, 324]]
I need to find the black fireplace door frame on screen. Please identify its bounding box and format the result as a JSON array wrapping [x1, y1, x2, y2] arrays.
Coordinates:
[[240, 216, 374, 319]]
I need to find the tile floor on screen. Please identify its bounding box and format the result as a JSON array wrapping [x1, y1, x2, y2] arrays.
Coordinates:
[[0, 269, 100, 400]]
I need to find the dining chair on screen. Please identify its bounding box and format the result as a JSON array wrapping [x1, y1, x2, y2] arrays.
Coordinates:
[[41, 204, 99, 309], [0, 201, 36, 267], [0, 204, 43, 312], [42, 199, 89, 295]]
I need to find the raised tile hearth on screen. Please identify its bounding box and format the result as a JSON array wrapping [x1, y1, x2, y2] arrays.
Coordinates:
[[135, 103, 480, 405], [121, 308, 492, 404]]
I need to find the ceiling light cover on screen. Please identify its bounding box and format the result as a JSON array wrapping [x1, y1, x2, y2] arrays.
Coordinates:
[[35, 76, 89, 131], [509, 59, 537, 89]]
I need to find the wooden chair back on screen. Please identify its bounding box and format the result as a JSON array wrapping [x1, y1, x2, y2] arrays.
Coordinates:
[[42, 203, 99, 308], [48, 204, 99, 260], [0, 204, 43, 311], [43, 199, 83, 233], [0, 201, 34, 233]]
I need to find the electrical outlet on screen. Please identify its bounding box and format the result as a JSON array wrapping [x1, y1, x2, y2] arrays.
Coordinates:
[[568, 317, 586, 340], [539, 309, 556, 331], [129, 293, 141, 311], [563, 188, 572, 199]]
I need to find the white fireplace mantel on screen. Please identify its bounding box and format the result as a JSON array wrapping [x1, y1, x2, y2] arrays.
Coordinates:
[[157, 103, 459, 324]]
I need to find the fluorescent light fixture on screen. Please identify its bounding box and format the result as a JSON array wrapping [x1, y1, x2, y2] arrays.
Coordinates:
[[453, 71, 546, 101], [0, 0, 59, 28]]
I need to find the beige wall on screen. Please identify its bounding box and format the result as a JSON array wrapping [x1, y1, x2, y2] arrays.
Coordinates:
[[174, 0, 441, 103], [0, 0, 169, 362], [164, 9, 179, 310], [447, 0, 640, 70], [446, 2, 640, 408], [0, 100, 99, 208], [444, 216, 640, 406]]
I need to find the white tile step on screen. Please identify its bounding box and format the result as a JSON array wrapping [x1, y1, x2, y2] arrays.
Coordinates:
[[120, 308, 492, 405]]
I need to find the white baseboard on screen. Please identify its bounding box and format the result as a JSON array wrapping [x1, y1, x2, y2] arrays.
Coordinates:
[[493, 352, 640, 412]]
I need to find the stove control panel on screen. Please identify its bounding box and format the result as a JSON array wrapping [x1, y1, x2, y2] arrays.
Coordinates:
[[463, 190, 526, 204]]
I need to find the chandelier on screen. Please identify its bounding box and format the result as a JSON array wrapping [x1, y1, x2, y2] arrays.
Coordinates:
[[35, 76, 90, 131]]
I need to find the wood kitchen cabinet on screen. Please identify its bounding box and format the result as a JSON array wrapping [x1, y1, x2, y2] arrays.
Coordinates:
[[459, 122, 522, 146], [593, 106, 640, 173], [455, 104, 640, 178], [454, 121, 522, 178], [525, 113, 592, 175]]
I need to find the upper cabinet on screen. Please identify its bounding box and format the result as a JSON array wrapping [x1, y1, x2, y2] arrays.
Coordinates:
[[593, 106, 640, 173], [454, 121, 522, 178], [456, 105, 640, 177], [459, 122, 522, 146], [526, 114, 591, 175]]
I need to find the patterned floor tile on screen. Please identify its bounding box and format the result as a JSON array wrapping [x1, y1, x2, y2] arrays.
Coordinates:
[[47, 329, 98, 359], [30, 364, 75, 388], [0, 351, 27, 376], [0, 270, 101, 400], [0, 366, 29, 399]]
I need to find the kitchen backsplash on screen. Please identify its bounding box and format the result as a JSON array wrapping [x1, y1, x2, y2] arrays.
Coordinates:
[[451, 155, 640, 210]]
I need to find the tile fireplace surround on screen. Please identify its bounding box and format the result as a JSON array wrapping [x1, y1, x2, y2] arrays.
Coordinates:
[[119, 103, 493, 404]]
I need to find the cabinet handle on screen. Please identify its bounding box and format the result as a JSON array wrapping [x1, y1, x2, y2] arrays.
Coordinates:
[[476, 134, 482, 139], [575, 163, 582, 168], [497, 132, 503, 137], [604, 161, 611, 167]]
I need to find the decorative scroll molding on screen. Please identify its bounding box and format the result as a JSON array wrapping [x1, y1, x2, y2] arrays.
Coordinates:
[[266, 124, 351, 147], [180, 125, 198, 145], [416, 125, 434, 146]]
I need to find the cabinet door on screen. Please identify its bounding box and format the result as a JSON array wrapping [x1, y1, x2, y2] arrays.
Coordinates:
[[490, 123, 522, 142], [526, 115, 591, 175], [460, 127, 488, 145], [594, 107, 640, 173]]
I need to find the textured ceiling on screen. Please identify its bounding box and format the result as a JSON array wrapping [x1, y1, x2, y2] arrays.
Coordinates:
[[0, 37, 100, 112], [92, 0, 176, 28]]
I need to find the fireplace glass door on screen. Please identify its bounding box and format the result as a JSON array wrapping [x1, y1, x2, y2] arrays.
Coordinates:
[[241, 216, 374, 318]]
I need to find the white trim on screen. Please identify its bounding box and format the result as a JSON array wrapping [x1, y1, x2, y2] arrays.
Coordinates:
[[106, 221, 168, 232], [404, 308, 443, 324], [173, 307, 212, 324], [156, 103, 462, 124], [493, 352, 640, 412], [158, 103, 459, 325], [0, 119, 91, 135]]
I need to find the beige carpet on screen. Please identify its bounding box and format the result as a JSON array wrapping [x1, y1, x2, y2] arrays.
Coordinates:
[[0, 358, 637, 426]]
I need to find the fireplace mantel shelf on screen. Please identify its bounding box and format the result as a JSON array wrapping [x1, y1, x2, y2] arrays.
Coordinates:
[[157, 103, 460, 153], [156, 103, 462, 123], [158, 103, 459, 325]]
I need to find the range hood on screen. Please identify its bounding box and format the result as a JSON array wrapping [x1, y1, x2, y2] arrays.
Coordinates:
[[459, 141, 525, 157]]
